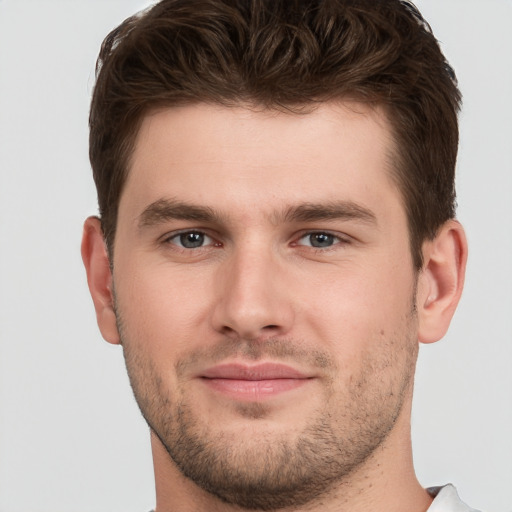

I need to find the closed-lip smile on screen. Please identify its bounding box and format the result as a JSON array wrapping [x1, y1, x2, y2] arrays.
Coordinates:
[[199, 362, 313, 400]]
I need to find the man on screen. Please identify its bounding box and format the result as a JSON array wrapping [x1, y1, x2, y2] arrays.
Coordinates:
[[81, 1, 475, 511]]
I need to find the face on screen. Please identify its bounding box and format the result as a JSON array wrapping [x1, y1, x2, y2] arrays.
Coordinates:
[[112, 103, 420, 509]]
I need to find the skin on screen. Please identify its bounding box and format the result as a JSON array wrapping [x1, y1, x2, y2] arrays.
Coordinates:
[[82, 102, 467, 512]]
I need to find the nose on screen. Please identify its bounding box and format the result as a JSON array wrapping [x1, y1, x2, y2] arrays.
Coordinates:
[[211, 245, 295, 341]]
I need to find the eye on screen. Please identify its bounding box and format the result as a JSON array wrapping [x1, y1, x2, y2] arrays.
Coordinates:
[[167, 231, 214, 249], [296, 232, 344, 248]]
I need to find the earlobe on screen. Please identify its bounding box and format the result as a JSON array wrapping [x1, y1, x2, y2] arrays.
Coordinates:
[[81, 217, 120, 345], [417, 220, 468, 344]]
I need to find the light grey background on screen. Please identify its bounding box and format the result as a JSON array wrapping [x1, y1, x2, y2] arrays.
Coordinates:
[[0, 1, 511, 511]]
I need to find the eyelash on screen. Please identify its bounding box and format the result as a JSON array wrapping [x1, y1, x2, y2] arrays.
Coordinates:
[[162, 230, 220, 250], [161, 229, 351, 252], [294, 231, 350, 251]]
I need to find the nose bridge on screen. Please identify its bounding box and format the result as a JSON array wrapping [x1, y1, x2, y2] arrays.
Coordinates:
[[212, 239, 293, 340]]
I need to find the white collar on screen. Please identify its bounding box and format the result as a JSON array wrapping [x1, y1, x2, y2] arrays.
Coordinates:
[[427, 484, 481, 512]]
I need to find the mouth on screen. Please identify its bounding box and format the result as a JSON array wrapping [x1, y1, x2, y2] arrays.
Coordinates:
[[199, 362, 313, 401]]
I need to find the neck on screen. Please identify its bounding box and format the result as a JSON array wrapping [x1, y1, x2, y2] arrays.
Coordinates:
[[150, 404, 432, 512]]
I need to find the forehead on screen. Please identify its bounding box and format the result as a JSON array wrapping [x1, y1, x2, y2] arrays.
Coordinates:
[[122, 101, 402, 223]]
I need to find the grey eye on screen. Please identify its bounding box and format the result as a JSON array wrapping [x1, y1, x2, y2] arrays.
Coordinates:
[[297, 232, 339, 248], [308, 233, 335, 247], [171, 231, 211, 249]]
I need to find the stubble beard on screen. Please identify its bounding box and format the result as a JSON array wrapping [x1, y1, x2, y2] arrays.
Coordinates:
[[118, 315, 418, 511]]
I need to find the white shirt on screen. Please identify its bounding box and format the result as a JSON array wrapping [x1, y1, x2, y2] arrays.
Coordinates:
[[427, 484, 482, 512]]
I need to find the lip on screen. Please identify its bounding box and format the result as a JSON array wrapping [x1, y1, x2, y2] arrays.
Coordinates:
[[201, 362, 309, 380], [199, 363, 313, 401]]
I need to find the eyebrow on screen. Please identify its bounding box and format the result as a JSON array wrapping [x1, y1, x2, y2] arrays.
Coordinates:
[[138, 198, 377, 229], [280, 201, 377, 225], [138, 198, 221, 228]]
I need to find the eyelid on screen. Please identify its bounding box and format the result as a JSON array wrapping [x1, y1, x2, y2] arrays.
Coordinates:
[[158, 228, 352, 249], [294, 230, 352, 248], [161, 228, 219, 248]]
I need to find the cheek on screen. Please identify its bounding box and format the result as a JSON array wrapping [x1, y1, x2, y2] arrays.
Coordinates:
[[298, 258, 416, 356], [114, 259, 215, 357]]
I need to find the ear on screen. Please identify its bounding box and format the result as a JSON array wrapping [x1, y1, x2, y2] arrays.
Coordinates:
[[81, 217, 120, 344], [416, 220, 468, 344]]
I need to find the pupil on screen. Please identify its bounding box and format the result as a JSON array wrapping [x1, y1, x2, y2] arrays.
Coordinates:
[[311, 233, 333, 247], [180, 232, 204, 248]]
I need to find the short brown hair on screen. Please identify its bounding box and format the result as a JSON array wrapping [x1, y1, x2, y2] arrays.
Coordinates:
[[89, 0, 461, 268]]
